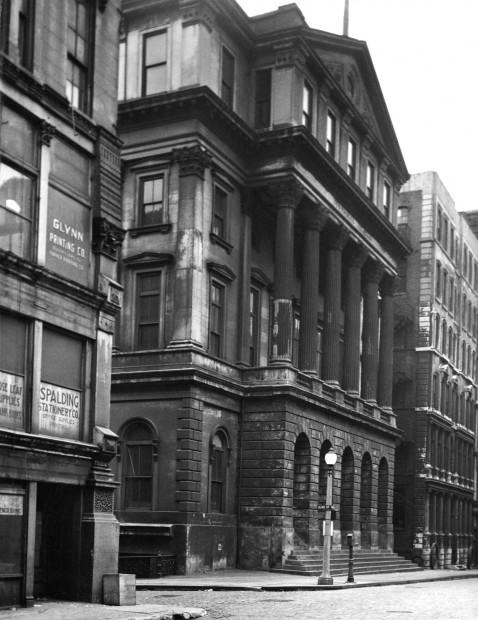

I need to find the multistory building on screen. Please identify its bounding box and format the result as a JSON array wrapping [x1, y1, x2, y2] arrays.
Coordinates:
[[0, 0, 123, 606], [394, 171, 476, 568], [111, 0, 410, 575]]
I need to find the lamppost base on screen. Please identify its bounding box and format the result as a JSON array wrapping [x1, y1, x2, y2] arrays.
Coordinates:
[[317, 576, 334, 585]]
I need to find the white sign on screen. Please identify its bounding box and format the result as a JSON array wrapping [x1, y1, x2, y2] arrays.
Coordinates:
[[0, 371, 24, 429], [0, 494, 23, 516], [39, 382, 81, 439]]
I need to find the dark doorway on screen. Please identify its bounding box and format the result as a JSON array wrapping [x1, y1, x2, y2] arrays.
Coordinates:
[[34, 483, 81, 600], [360, 453, 372, 548], [340, 447, 354, 546]]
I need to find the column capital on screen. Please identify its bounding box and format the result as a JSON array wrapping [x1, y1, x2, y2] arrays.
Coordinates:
[[173, 143, 212, 178], [346, 244, 368, 269], [381, 273, 397, 296], [363, 260, 385, 284], [269, 177, 304, 209], [39, 120, 56, 146], [302, 201, 328, 231], [326, 224, 349, 251]]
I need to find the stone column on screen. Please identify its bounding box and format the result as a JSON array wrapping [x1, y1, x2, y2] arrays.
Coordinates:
[[270, 179, 303, 364], [170, 145, 212, 348], [343, 245, 368, 394], [237, 189, 253, 365], [322, 226, 349, 384], [361, 261, 384, 402], [377, 274, 396, 409], [298, 203, 327, 373]]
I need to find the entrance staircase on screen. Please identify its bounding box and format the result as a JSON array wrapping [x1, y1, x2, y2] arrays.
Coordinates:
[[274, 546, 423, 577]]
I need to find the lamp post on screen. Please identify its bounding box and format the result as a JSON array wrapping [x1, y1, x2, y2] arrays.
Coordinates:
[[318, 447, 337, 585]]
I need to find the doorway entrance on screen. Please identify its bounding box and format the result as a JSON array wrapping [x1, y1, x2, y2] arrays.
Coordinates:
[[34, 483, 81, 600]]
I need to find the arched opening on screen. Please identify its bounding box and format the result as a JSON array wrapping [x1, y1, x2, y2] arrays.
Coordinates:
[[377, 458, 389, 549], [360, 452, 373, 548], [340, 447, 354, 546], [209, 428, 230, 513], [121, 420, 155, 510], [293, 433, 311, 544]]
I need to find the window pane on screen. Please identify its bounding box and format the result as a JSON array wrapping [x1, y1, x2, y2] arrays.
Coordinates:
[[1, 106, 35, 164], [51, 139, 90, 198], [145, 32, 167, 65], [0, 163, 33, 257], [42, 328, 83, 390], [145, 65, 167, 95], [0, 313, 26, 374]]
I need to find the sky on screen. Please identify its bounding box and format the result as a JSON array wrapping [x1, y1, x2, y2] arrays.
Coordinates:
[[237, 0, 478, 212]]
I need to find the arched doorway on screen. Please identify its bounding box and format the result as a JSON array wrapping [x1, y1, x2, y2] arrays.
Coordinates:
[[340, 447, 354, 546], [293, 433, 311, 545], [377, 458, 388, 549], [360, 453, 373, 548]]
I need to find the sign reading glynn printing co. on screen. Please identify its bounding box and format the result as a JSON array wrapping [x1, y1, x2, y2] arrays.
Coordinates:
[[39, 381, 81, 439], [0, 371, 24, 430], [45, 194, 89, 285]]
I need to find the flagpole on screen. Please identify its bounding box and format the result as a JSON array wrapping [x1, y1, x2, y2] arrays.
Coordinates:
[[343, 0, 349, 36]]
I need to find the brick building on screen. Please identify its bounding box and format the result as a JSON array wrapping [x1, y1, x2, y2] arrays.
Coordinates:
[[111, 0, 410, 575], [0, 0, 123, 607], [394, 172, 476, 567]]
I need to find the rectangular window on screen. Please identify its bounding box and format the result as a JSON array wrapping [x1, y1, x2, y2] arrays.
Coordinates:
[[135, 271, 162, 349], [292, 314, 300, 367], [221, 47, 235, 107], [383, 181, 391, 218], [66, 0, 90, 112], [139, 175, 164, 226], [209, 280, 225, 357], [326, 111, 337, 157], [255, 69, 271, 129], [40, 327, 83, 440], [249, 287, 260, 365], [212, 185, 227, 239], [142, 29, 167, 96], [124, 440, 153, 509], [366, 162, 375, 202], [0, 162, 34, 257], [118, 38, 126, 101], [302, 81, 313, 131], [50, 138, 90, 198], [347, 138, 357, 180], [1, 0, 35, 69]]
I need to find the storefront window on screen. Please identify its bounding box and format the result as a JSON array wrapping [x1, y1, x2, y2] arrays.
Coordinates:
[[40, 328, 83, 440], [0, 312, 27, 430]]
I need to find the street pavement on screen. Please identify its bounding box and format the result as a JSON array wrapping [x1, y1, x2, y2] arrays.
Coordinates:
[[0, 568, 477, 620]]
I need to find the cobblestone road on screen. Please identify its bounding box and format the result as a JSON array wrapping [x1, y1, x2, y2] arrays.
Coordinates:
[[138, 578, 478, 620]]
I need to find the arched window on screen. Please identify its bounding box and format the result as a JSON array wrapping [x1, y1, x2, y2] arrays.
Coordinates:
[[122, 421, 155, 509], [293, 433, 311, 510], [209, 429, 230, 513]]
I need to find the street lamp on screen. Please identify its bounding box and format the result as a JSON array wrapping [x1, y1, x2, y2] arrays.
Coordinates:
[[318, 447, 337, 585]]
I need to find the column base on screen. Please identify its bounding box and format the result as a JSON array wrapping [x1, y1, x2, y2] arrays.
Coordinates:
[[317, 576, 333, 585]]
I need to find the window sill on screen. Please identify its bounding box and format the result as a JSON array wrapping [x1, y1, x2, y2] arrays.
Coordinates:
[[210, 232, 233, 254], [130, 223, 172, 237]]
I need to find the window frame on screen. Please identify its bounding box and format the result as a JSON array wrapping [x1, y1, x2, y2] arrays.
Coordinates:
[[142, 28, 168, 97], [208, 278, 226, 358], [134, 269, 164, 351], [302, 80, 313, 131], [221, 46, 235, 108], [249, 285, 261, 366], [211, 183, 230, 243], [326, 110, 337, 158], [347, 137, 357, 181], [383, 180, 391, 219], [120, 420, 157, 511], [366, 161, 376, 202], [66, 0, 92, 113], [138, 173, 165, 227], [1, 0, 35, 69], [208, 428, 230, 513]]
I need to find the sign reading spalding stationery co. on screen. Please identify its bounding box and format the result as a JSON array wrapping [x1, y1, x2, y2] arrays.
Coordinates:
[[39, 381, 81, 439]]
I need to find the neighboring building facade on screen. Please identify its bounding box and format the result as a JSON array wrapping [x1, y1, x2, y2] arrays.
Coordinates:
[[111, 0, 410, 575], [0, 0, 123, 607], [394, 172, 476, 568]]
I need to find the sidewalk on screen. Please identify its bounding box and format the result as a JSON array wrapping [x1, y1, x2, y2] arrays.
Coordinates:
[[1, 568, 477, 620]]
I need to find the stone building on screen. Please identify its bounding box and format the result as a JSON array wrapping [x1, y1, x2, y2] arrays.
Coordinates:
[[111, 0, 410, 575], [0, 0, 123, 607], [394, 172, 476, 567]]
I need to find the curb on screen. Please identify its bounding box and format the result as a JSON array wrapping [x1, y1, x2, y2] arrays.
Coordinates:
[[137, 572, 478, 592]]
